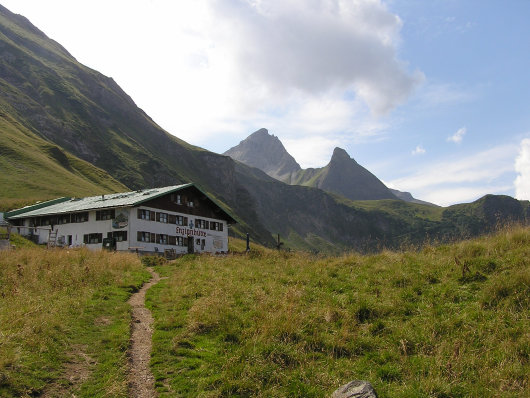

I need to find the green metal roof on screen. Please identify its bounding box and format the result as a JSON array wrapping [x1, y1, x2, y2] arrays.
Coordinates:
[[6, 183, 236, 223], [4, 197, 71, 218]]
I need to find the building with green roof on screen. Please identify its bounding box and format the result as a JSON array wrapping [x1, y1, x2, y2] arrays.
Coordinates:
[[6, 184, 236, 254]]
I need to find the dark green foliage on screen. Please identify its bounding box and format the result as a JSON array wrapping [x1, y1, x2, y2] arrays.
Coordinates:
[[141, 255, 167, 267]]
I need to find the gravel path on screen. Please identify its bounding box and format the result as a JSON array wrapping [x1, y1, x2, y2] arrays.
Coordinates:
[[128, 267, 160, 398]]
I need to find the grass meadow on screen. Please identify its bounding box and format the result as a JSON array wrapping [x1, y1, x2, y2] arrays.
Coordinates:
[[0, 227, 528, 397], [0, 247, 149, 397], [148, 227, 529, 397]]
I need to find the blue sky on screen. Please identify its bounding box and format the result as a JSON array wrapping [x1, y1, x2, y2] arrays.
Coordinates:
[[2, 0, 530, 205]]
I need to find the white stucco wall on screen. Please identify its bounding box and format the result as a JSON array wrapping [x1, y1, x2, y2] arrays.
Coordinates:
[[129, 206, 228, 254], [16, 205, 228, 254]]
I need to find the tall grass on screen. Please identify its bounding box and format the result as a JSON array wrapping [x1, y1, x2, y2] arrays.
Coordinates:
[[148, 226, 529, 397], [0, 248, 150, 397]]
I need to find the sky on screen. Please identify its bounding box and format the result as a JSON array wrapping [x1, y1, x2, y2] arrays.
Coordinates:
[[2, 0, 530, 206]]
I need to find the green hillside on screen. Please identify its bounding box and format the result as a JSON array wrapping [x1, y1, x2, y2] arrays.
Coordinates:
[[1, 226, 528, 397], [0, 109, 127, 211], [146, 226, 529, 397], [0, 248, 149, 397]]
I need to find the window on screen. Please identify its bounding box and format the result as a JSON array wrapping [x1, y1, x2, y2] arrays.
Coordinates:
[[195, 219, 209, 229], [56, 214, 70, 225], [156, 234, 169, 245], [83, 233, 102, 244], [210, 221, 224, 231], [187, 200, 194, 208], [137, 231, 155, 243], [168, 235, 177, 246], [201, 239, 205, 250], [171, 194, 182, 205], [176, 215, 188, 226], [96, 209, 115, 221], [107, 231, 128, 242], [156, 212, 168, 223], [137, 209, 155, 221], [176, 236, 187, 246], [72, 212, 89, 223]]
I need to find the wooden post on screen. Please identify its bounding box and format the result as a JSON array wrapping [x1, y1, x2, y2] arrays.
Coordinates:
[[276, 233, 284, 250], [246, 233, 250, 252]]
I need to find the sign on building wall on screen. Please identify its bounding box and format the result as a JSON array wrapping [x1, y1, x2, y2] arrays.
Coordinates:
[[112, 210, 129, 229]]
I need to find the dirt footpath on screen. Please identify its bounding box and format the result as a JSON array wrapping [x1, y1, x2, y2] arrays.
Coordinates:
[[128, 267, 160, 398]]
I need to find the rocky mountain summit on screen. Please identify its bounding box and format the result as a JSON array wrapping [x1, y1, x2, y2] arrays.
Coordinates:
[[293, 147, 397, 201], [225, 129, 427, 202], [224, 128, 301, 181]]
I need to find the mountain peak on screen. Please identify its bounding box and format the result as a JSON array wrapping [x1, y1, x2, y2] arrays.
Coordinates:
[[224, 129, 301, 181], [330, 147, 357, 164], [251, 128, 270, 137]]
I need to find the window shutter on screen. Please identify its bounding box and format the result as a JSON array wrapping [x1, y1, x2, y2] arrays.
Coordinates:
[[168, 214, 176, 224], [220, 223, 224, 231], [183, 237, 188, 246], [156, 212, 161, 222], [96, 211, 101, 221], [149, 211, 155, 221], [150, 233, 156, 243], [137, 231, 142, 241], [183, 217, 188, 226], [169, 236, 176, 246], [137, 209, 142, 219]]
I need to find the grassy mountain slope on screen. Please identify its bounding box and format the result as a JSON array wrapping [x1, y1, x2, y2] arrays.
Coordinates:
[[148, 226, 530, 397], [2, 228, 528, 396], [0, 4, 276, 245], [0, 106, 127, 210], [0, 247, 149, 397]]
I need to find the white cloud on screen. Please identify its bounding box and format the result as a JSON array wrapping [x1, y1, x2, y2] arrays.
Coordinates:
[[390, 144, 518, 206], [514, 138, 530, 200], [283, 136, 342, 168], [2, 0, 422, 167], [412, 145, 426, 155], [209, 0, 423, 116], [447, 127, 466, 143], [419, 185, 513, 207]]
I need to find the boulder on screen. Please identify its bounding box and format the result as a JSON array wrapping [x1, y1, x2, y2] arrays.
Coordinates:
[[331, 380, 378, 398]]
